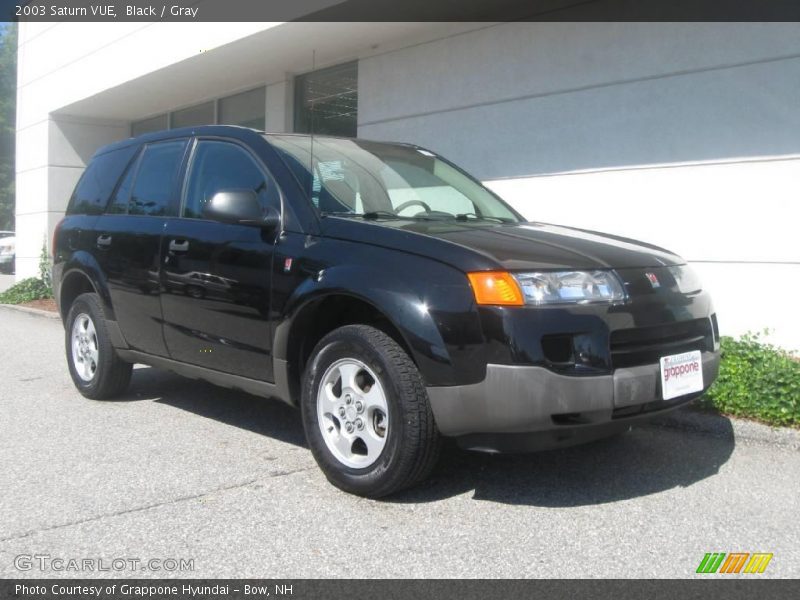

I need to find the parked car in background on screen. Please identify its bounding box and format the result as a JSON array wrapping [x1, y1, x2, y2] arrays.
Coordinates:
[[52, 126, 721, 497], [0, 232, 15, 274]]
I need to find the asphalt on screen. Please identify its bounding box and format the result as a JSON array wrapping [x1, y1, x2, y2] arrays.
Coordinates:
[[0, 306, 798, 578]]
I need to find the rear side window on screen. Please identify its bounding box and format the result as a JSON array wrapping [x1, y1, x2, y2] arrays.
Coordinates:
[[107, 153, 139, 215], [127, 140, 188, 217], [67, 146, 137, 215]]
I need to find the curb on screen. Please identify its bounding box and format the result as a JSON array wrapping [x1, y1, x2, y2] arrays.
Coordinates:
[[647, 406, 800, 450], [0, 303, 60, 320]]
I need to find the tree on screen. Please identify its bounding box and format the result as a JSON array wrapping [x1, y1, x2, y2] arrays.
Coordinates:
[[0, 23, 17, 231]]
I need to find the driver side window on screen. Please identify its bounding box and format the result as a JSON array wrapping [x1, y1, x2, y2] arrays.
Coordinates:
[[183, 140, 280, 220]]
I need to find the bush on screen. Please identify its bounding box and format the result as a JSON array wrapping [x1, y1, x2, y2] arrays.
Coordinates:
[[0, 276, 52, 304], [38, 239, 52, 289], [0, 239, 53, 304], [700, 331, 800, 427]]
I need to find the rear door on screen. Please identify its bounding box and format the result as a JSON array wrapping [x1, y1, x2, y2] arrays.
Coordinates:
[[93, 139, 189, 356], [159, 138, 281, 381]]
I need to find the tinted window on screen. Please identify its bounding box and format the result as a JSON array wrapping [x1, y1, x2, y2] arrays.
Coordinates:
[[67, 146, 137, 215], [183, 141, 280, 220], [107, 152, 140, 214], [129, 140, 188, 217]]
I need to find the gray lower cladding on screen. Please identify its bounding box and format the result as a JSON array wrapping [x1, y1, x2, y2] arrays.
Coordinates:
[[426, 351, 721, 437], [115, 349, 294, 406]]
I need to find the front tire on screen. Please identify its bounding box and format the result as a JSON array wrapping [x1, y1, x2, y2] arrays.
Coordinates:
[[301, 325, 440, 498], [65, 293, 132, 399]]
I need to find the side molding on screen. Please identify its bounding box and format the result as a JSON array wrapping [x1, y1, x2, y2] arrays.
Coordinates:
[[117, 349, 291, 405]]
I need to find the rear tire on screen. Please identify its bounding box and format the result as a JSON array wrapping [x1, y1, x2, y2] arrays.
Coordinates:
[[301, 324, 441, 498], [65, 293, 132, 399]]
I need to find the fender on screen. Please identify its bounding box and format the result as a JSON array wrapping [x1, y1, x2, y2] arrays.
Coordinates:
[[59, 251, 114, 317], [273, 261, 482, 387], [57, 252, 128, 349]]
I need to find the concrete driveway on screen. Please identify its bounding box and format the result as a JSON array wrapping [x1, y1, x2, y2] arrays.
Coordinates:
[[0, 306, 798, 578], [0, 273, 15, 293]]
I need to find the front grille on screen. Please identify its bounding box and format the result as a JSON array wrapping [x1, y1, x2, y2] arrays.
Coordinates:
[[610, 318, 713, 369]]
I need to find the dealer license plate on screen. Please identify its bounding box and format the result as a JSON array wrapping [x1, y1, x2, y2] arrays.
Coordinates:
[[659, 350, 704, 400]]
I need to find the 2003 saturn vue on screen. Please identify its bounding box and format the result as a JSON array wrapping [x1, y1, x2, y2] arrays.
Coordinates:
[[52, 126, 721, 497]]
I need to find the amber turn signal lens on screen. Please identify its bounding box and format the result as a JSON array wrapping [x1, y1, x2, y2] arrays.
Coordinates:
[[467, 271, 524, 306]]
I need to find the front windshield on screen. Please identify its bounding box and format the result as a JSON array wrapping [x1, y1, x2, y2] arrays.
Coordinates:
[[265, 135, 521, 222]]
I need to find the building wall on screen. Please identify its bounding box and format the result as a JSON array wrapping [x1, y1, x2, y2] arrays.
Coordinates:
[[359, 23, 800, 349]]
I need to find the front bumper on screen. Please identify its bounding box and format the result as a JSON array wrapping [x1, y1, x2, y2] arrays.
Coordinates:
[[426, 350, 720, 452]]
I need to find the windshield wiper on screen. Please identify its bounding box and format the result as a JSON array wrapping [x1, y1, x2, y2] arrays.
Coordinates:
[[321, 211, 397, 220], [324, 210, 511, 223], [362, 211, 401, 220], [455, 213, 510, 223], [323, 211, 420, 221]]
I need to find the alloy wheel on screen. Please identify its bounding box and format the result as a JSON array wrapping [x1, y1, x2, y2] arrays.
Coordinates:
[[316, 358, 389, 468]]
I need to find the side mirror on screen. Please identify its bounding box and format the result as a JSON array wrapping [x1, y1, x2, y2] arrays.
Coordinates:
[[262, 205, 281, 232], [203, 189, 280, 231]]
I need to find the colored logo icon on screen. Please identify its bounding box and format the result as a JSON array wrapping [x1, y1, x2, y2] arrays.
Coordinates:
[[696, 552, 773, 574]]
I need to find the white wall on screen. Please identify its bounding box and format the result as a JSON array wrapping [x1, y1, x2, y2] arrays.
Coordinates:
[[486, 161, 800, 350], [359, 23, 800, 349]]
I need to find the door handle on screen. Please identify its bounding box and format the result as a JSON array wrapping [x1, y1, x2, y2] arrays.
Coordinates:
[[169, 239, 190, 253], [96, 234, 112, 248]]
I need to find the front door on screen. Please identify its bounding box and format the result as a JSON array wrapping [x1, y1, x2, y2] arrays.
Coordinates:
[[160, 139, 281, 381]]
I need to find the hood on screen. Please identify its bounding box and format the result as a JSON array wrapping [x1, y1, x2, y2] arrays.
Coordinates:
[[320, 218, 682, 272]]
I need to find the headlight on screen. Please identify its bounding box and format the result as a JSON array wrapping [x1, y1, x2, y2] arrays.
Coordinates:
[[513, 270, 626, 305], [668, 265, 702, 294]]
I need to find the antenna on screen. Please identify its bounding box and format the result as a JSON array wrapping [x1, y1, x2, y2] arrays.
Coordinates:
[[309, 49, 316, 208]]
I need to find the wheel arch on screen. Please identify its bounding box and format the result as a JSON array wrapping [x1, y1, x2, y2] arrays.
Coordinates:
[[277, 292, 420, 406], [57, 252, 115, 322], [56, 253, 129, 350], [59, 269, 99, 321]]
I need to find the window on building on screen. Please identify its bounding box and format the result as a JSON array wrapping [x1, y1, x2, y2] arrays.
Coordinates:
[[183, 141, 280, 220], [131, 114, 168, 137], [219, 87, 266, 130], [128, 140, 188, 216], [294, 61, 358, 137], [171, 101, 215, 129]]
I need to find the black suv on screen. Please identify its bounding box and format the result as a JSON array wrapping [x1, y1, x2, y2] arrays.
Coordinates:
[[54, 126, 720, 497]]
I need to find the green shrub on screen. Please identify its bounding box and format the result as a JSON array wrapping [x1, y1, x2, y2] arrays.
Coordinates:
[[38, 239, 52, 288], [0, 276, 52, 304], [0, 239, 53, 304], [700, 331, 800, 427]]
